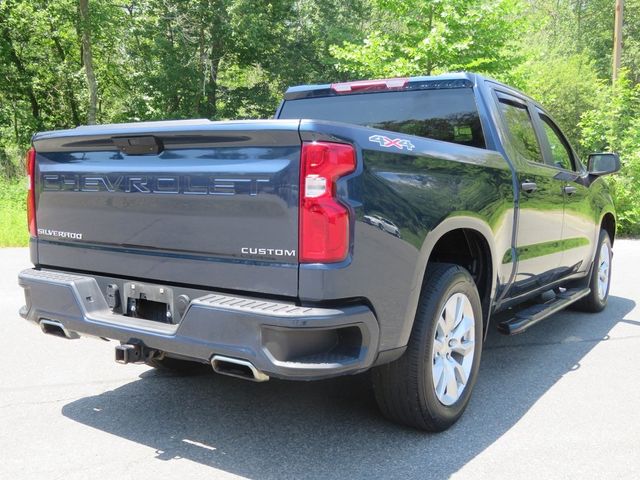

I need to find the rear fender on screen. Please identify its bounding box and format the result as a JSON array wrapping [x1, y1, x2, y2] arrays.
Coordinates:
[[398, 216, 498, 347]]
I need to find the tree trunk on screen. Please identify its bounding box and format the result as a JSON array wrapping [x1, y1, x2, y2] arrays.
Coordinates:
[[197, 23, 206, 113], [79, 0, 98, 124], [202, 0, 227, 119], [612, 0, 624, 83], [51, 23, 81, 126], [425, 4, 434, 75], [13, 105, 19, 142], [204, 55, 221, 119]]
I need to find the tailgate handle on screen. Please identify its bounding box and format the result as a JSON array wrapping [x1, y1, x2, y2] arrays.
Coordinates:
[[112, 135, 163, 155]]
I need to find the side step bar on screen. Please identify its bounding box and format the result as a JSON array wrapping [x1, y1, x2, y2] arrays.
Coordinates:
[[497, 288, 591, 335]]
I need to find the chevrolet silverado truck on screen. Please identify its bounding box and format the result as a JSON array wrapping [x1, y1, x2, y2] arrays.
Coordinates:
[[17, 73, 620, 431]]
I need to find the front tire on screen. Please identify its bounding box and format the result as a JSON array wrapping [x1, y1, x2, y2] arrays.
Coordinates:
[[573, 229, 612, 312], [372, 263, 483, 431]]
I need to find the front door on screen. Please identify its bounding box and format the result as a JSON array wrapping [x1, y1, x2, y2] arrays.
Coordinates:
[[534, 109, 597, 276]]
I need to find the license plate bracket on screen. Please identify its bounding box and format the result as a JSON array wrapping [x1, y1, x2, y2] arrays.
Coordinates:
[[123, 281, 174, 323]]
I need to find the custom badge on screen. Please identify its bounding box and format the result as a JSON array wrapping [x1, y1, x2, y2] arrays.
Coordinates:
[[369, 135, 415, 151]]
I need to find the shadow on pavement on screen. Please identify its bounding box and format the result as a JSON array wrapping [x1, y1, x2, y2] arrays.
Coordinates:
[[62, 295, 636, 479]]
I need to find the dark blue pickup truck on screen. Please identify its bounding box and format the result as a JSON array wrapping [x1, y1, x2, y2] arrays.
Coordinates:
[[18, 73, 620, 431]]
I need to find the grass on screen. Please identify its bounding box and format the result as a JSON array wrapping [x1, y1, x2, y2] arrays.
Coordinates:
[[0, 176, 29, 247]]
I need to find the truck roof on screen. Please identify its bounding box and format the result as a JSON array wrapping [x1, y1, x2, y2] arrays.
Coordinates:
[[284, 72, 532, 103]]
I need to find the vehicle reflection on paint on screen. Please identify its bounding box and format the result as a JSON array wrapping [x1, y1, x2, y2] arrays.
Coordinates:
[[363, 214, 402, 238]]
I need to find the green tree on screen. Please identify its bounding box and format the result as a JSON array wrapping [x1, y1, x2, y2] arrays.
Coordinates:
[[0, 0, 639, 237], [329, 0, 522, 78], [579, 72, 640, 234], [0, 0, 84, 147]]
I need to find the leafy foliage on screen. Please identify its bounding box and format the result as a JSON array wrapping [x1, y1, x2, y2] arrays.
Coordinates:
[[0, 0, 639, 242], [579, 72, 640, 235], [0, 176, 28, 247], [330, 0, 522, 78]]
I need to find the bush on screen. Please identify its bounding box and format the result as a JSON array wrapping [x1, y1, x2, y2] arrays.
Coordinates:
[[0, 144, 24, 180], [579, 72, 640, 236], [0, 176, 29, 247]]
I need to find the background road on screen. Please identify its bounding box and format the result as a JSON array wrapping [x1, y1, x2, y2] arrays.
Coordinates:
[[1, 242, 639, 479]]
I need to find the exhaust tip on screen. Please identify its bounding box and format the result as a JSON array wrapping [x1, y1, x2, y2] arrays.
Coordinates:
[[211, 355, 269, 382], [39, 319, 79, 339]]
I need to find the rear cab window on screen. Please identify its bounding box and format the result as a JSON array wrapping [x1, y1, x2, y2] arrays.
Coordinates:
[[278, 88, 486, 149]]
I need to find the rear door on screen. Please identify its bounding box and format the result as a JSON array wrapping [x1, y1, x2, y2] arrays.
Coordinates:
[[32, 120, 302, 297], [494, 92, 566, 296], [533, 109, 597, 275]]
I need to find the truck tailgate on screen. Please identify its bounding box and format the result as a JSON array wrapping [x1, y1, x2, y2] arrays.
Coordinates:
[[32, 120, 301, 297]]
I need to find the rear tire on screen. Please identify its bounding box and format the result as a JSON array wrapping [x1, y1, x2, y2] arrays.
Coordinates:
[[372, 263, 483, 431], [573, 229, 612, 312]]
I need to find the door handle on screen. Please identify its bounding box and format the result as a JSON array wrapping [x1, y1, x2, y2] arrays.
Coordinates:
[[521, 181, 537, 193], [563, 185, 577, 195]]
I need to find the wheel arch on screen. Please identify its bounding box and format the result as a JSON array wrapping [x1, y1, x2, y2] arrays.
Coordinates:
[[398, 217, 498, 347], [600, 211, 616, 245]]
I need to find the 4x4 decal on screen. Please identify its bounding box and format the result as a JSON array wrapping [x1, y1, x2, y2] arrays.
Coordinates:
[[369, 134, 415, 151]]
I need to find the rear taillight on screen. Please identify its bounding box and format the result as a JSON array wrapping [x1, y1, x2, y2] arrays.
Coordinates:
[[26, 147, 37, 237], [299, 142, 356, 263]]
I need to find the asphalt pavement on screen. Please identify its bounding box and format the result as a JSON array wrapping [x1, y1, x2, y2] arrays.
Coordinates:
[[1, 241, 639, 479]]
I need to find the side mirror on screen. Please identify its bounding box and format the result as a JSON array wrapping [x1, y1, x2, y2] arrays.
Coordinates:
[[587, 153, 621, 176]]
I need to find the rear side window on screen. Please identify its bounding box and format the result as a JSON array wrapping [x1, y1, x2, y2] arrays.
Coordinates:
[[279, 88, 486, 149], [498, 99, 543, 163]]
